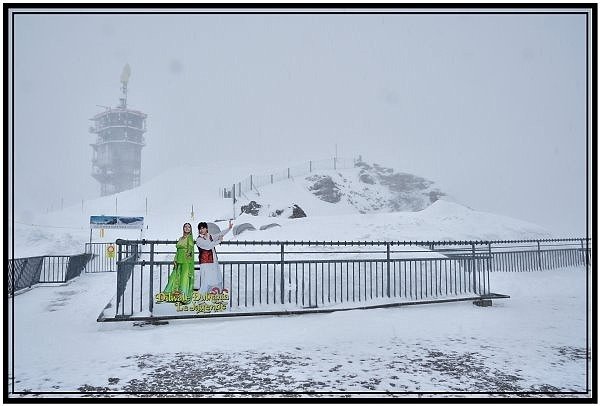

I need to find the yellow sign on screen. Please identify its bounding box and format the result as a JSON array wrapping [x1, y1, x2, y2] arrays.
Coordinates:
[[106, 244, 116, 259]]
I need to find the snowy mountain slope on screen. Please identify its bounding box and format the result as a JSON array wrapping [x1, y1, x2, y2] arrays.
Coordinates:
[[11, 165, 236, 257], [11, 162, 553, 258], [233, 199, 551, 242], [241, 160, 445, 217]]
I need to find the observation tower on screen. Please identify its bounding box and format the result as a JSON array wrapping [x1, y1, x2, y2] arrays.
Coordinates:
[[89, 64, 148, 196]]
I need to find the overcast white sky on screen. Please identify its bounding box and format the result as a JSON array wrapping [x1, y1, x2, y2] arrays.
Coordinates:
[[8, 8, 591, 236]]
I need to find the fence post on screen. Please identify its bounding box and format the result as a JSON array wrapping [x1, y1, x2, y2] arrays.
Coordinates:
[[280, 243, 285, 304], [232, 183, 236, 220], [537, 241, 542, 270], [250, 175, 253, 191], [271, 174, 273, 184], [8, 259, 14, 295], [585, 239, 590, 267], [116, 242, 123, 313], [486, 242, 492, 294], [309, 160, 312, 172], [334, 157, 337, 170], [287, 168, 290, 179], [471, 243, 477, 293], [386, 243, 391, 298], [148, 242, 155, 315]]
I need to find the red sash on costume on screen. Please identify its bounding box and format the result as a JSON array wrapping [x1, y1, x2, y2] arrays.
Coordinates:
[[199, 235, 214, 264]]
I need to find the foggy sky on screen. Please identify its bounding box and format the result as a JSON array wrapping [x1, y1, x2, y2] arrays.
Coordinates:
[[9, 9, 590, 236]]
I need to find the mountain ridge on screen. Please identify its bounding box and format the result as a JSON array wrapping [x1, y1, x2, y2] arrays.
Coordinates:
[[11, 161, 553, 257]]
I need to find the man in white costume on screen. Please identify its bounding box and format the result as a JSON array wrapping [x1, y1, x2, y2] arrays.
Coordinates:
[[195, 220, 233, 294]]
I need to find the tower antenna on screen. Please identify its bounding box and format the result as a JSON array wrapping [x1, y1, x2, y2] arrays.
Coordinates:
[[119, 63, 131, 108]]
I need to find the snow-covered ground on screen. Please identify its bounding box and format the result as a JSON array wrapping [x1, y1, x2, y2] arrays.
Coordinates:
[[8, 266, 590, 397]]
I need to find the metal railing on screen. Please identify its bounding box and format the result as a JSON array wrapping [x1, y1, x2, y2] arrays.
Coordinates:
[[65, 254, 95, 281], [428, 239, 591, 272], [84, 243, 117, 273], [227, 157, 357, 199], [7, 256, 45, 294], [115, 244, 140, 314], [100, 239, 516, 321], [7, 253, 93, 295], [101, 237, 591, 321]]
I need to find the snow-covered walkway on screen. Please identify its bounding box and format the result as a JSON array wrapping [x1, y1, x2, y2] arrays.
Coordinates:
[[8, 266, 590, 398]]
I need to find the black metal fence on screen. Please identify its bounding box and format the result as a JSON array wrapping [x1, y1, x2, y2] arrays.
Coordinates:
[[114, 244, 141, 314], [430, 239, 591, 272], [84, 243, 117, 273], [7, 253, 93, 295], [7, 256, 45, 294], [230, 157, 356, 199], [101, 239, 517, 321], [99, 237, 592, 321], [65, 254, 95, 281]]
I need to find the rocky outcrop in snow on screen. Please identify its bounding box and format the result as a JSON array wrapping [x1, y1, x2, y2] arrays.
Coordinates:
[[306, 175, 342, 203], [271, 204, 307, 219], [240, 200, 262, 216], [305, 161, 445, 213]]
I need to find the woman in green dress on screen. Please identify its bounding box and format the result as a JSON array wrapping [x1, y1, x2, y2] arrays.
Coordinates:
[[163, 222, 195, 303]]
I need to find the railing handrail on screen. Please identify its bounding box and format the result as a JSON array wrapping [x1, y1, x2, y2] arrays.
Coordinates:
[[8, 253, 93, 294], [106, 233, 590, 321], [8, 255, 50, 261], [115, 237, 591, 246], [8, 254, 86, 262], [230, 156, 356, 196], [119, 255, 494, 266]]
